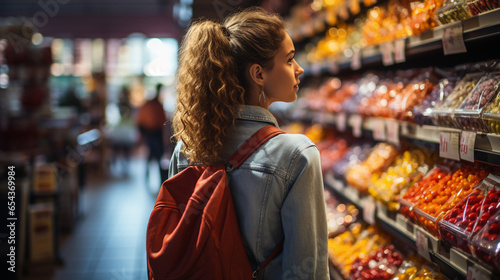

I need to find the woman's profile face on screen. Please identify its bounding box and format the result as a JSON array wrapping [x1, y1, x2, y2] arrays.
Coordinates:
[[263, 32, 304, 105]]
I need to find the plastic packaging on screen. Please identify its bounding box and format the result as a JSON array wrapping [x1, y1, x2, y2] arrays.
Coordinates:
[[348, 245, 404, 280], [345, 142, 399, 193], [369, 148, 436, 211], [435, 0, 471, 25], [399, 165, 455, 225], [470, 205, 500, 270], [412, 265, 448, 280], [412, 164, 488, 237], [325, 189, 360, 236], [455, 73, 500, 132], [412, 78, 458, 125], [438, 174, 500, 253], [430, 73, 482, 128], [481, 84, 500, 134]]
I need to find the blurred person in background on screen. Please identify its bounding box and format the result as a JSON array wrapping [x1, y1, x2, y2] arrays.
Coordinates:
[[107, 85, 136, 176], [136, 83, 168, 185]]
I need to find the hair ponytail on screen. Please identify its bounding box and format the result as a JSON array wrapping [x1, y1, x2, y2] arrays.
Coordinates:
[[173, 20, 245, 165]]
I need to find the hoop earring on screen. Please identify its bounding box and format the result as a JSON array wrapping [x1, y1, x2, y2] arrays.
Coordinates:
[[259, 89, 267, 106]]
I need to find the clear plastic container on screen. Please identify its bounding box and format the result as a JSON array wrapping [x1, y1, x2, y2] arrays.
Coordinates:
[[412, 78, 458, 125], [399, 166, 454, 225], [470, 206, 500, 270], [454, 73, 500, 132], [481, 85, 500, 134], [435, 0, 471, 25], [437, 174, 500, 253], [429, 73, 482, 128], [412, 164, 488, 237]]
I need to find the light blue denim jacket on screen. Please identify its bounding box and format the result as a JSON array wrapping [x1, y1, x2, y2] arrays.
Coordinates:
[[168, 105, 329, 280]]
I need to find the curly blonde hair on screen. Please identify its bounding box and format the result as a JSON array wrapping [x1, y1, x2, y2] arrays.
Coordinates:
[[173, 7, 285, 165]]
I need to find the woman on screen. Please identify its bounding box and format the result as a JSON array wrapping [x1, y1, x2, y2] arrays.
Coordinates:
[[169, 7, 329, 279]]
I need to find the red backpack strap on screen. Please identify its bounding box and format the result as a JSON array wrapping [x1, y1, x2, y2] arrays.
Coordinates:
[[252, 240, 284, 278], [226, 126, 284, 171]]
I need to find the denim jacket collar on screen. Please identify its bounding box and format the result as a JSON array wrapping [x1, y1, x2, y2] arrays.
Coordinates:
[[236, 105, 280, 128]]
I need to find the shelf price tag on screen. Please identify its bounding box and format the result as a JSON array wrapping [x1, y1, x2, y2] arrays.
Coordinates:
[[381, 42, 394, 66], [394, 39, 406, 63], [416, 230, 432, 262], [460, 131, 476, 162], [351, 48, 361, 70], [442, 22, 467, 55], [336, 112, 346, 132], [372, 119, 386, 141], [363, 197, 376, 225], [349, 114, 363, 138], [467, 264, 491, 280], [439, 132, 460, 161], [386, 120, 400, 145]]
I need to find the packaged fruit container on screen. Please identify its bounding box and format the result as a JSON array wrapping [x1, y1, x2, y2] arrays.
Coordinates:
[[391, 256, 426, 280], [399, 165, 455, 225], [412, 78, 458, 125], [329, 224, 392, 278], [411, 265, 448, 280], [466, 0, 500, 16], [438, 174, 500, 253], [429, 73, 482, 128], [345, 142, 398, 193], [481, 84, 500, 134], [435, 0, 471, 25], [388, 79, 436, 121], [412, 164, 488, 237], [325, 189, 360, 236], [369, 148, 436, 212], [470, 205, 500, 270], [348, 245, 404, 280], [454, 73, 500, 132]]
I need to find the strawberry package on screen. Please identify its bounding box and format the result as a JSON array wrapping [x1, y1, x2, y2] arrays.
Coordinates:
[[438, 174, 500, 254], [470, 204, 500, 270]]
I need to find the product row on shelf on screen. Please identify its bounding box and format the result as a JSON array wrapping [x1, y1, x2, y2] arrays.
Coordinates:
[[292, 6, 500, 76], [284, 119, 500, 279], [299, 59, 500, 138]]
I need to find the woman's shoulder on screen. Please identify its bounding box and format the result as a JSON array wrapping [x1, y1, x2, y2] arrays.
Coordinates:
[[260, 132, 319, 166], [272, 133, 317, 151]]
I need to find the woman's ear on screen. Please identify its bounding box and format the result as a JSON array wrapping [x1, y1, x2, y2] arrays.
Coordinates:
[[248, 63, 265, 87]]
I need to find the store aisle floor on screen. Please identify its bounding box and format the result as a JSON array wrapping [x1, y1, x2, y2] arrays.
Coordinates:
[[39, 155, 159, 280]]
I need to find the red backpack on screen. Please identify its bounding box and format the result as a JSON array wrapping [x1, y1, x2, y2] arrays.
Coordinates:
[[146, 126, 284, 280]]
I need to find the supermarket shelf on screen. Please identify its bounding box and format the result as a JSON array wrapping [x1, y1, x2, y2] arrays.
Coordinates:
[[323, 172, 500, 280], [296, 109, 500, 166], [302, 8, 500, 76]]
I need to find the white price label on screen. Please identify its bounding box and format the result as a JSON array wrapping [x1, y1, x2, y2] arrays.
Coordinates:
[[442, 23, 467, 55], [460, 131, 476, 162], [372, 119, 386, 141], [467, 264, 491, 280], [350, 114, 363, 138], [381, 42, 394, 66], [386, 120, 400, 145], [394, 39, 406, 63], [416, 230, 432, 262], [363, 197, 376, 225], [351, 49, 361, 70], [439, 132, 460, 161], [336, 112, 346, 132]]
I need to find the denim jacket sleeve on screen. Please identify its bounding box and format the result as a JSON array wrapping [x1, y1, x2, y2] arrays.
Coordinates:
[[280, 143, 329, 280]]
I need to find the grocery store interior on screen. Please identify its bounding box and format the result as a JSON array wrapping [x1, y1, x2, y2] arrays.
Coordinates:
[[2, 0, 500, 279]]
